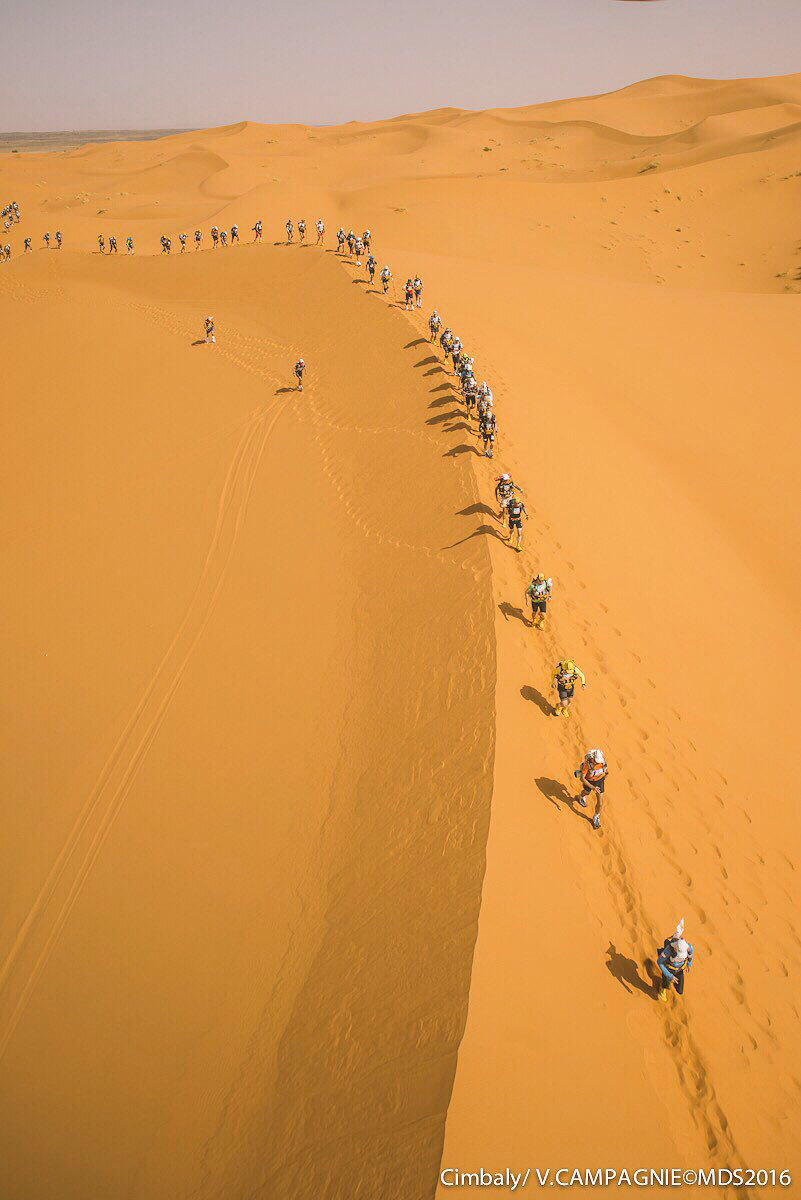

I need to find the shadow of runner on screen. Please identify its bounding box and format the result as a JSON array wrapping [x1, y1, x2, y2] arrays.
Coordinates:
[[458, 502, 498, 519], [605, 944, 658, 998], [534, 777, 592, 827], [442, 523, 507, 549], [521, 685, 552, 716], [500, 602, 530, 626], [427, 410, 463, 425], [404, 338, 428, 349], [443, 443, 482, 458]]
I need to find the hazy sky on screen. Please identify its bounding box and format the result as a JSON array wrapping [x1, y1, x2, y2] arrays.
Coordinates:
[[2, 0, 800, 130]]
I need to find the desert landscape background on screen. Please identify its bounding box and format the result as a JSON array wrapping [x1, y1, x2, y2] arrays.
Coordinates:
[[2, 71, 800, 1198]]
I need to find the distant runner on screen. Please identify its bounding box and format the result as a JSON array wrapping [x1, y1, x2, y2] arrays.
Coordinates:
[[204, 316, 216, 344], [295, 358, 305, 390]]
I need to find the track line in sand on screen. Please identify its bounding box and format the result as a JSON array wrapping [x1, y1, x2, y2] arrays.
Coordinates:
[[0, 308, 292, 1061]]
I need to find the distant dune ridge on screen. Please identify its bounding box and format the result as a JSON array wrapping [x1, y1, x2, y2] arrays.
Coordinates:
[[1, 71, 800, 1198]]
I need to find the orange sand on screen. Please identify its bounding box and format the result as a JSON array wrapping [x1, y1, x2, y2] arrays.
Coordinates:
[[1, 71, 800, 1198]]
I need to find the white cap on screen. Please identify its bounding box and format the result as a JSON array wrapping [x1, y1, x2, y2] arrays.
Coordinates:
[[501, 473, 510, 481]]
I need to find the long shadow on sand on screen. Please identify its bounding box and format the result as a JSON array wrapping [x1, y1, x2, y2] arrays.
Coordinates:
[[413, 355, 438, 368], [442, 523, 507, 549], [521, 685, 552, 716], [500, 601, 530, 625], [534, 777, 593, 829], [443, 443, 482, 458], [429, 395, 457, 409], [427, 409, 464, 425], [606, 944, 658, 998], [405, 338, 428, 349], [458, 502, 497, 519], [191, 340, 206, 347], [431, 382, 454, 394], [275, 386, 295, 394]]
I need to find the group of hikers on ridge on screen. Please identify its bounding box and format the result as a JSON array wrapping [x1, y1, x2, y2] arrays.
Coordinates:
[[9, 207, 697, 1006]]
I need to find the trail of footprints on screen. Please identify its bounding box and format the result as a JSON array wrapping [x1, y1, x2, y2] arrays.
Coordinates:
[[334, 255, 750, 1173], [0, 295, 293, 1061]]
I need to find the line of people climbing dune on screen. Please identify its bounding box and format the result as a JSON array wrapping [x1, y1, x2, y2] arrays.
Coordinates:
[[5, 207, 695, 1005], [333, 233, 694, 1006]]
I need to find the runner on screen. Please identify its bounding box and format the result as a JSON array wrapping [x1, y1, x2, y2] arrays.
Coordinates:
[[347, 230, 356, 255], [211, 226, 219, 248], [380, 265, 392, 293], [551, 659, 586, 717], [127, 236, 134, 254], [295, 358, 305, 391], [404, 278, 414, 310], [194, 229, 202, 249], [204, 316, 216, 344], [354, 236, 364, 265], [525, 572, 552, 628], [507, 493, 528, 551], [413, 274, 423, 309], [337, 227, 346, 253], [220, 229, 228, 247], [253, 219, 262, 242], [231, 223, 239, 243], [55, 231, 62, 249], [440, 327, 454, 359], [286, 219, 294, 242], [43, 232, 50, 248], [464, 375, 478, 420], [574, 749, 608, 829], [98, 234, 104, 254], [316, 218, 325, 243], [24, 237, 31, 254], [429, 311, 442, 341], [656, 920, 694, 1002], [495, 472, 519, 525], [162, 235, 171, 254], [366, 253, 377, 284], [179, 232, 187, 252], [109, 235, 118, 254], [298, 219, 306, 243], [479, 407, 496, 458], [363, 228, 371, 251]]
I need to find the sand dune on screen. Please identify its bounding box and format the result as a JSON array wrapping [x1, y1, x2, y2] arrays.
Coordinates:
[[1, 69, 800, 1198]]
